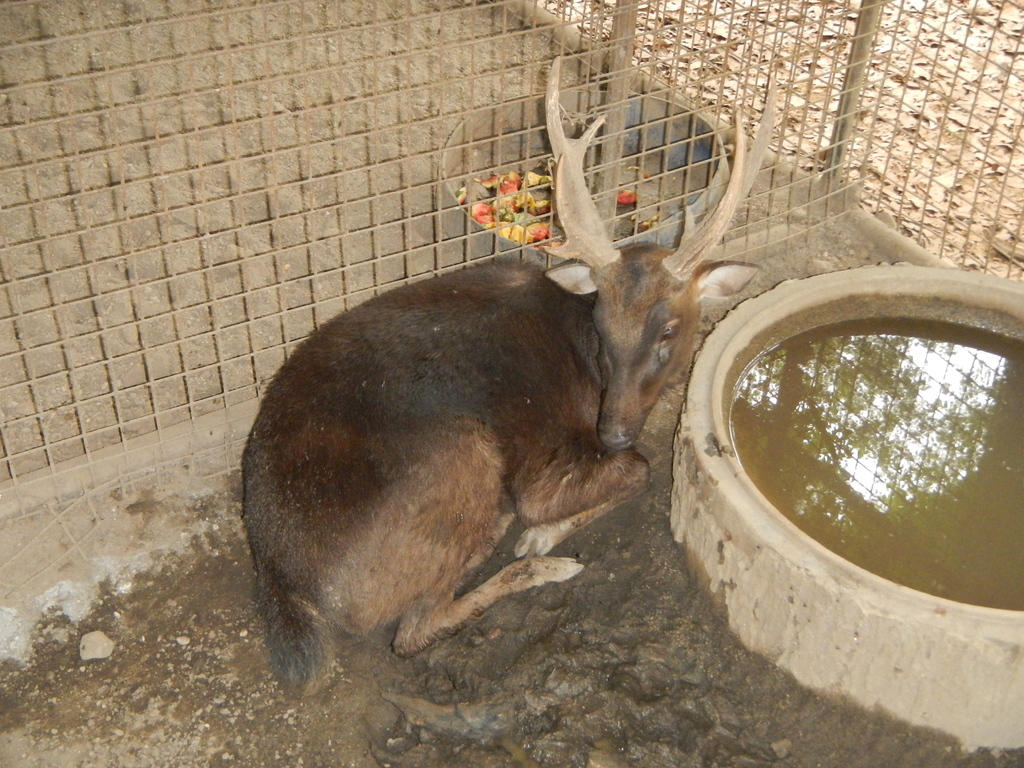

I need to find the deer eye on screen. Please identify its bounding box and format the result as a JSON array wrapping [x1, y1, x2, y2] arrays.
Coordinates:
[[661, 323, 679, 340]]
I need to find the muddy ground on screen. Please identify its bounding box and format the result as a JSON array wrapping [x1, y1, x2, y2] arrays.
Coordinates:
[[3, 225, 1023, 768]]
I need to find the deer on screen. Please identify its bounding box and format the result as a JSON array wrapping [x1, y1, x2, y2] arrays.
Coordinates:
[[241, 57, 776, 689]]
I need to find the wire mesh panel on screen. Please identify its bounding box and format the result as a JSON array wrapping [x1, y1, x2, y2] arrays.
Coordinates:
[[544, 0, 1024, 277], [0, 0, 1021, 653], [0, 0, 788, 515], [0, 0, 590, 641], [0, 1, 542, 495], [851, 0, 1024, 278]]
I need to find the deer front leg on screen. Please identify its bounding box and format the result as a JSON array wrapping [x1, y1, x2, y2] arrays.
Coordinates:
[[515, 499, 622, 557], [513, 448, 650, 558]]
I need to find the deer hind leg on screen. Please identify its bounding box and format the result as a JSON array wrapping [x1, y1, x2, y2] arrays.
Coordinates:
[[336, 419, 581, 657], [392, 555, 583, 656], [392, 492, 579, 656], [461, 507, 515, 577], [514, 446, 650, 558]]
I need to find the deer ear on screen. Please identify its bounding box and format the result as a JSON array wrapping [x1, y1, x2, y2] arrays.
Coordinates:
[[696, 261, 757, 299], [546, 262, 597, 295]]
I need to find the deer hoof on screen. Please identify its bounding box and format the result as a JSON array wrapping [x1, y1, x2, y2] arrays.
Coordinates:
[[515, 524, 561, 558], [528, 556, 584, 583], [496, 556, 583, 593]]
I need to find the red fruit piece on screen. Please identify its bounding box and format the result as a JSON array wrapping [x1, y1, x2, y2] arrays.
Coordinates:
[[524, 223, 550, 243], [498, 171, 522, 195], [471, 202, 495, 226], [617, 190, 638, 206]]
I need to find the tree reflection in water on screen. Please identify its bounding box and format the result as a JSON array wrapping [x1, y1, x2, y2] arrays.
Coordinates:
[[731, 318, 1024, 611]]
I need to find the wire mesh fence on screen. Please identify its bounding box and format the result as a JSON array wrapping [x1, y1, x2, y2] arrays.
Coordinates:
[[0, 0, 546, 490], [0, 0, 582, 624], [0, 0, 1021, 635], [543, 0, 1024, 276]]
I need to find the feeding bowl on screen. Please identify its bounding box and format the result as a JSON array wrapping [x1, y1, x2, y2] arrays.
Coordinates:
[[674, 265, 1024, 750], [439, 72, 733, 263]]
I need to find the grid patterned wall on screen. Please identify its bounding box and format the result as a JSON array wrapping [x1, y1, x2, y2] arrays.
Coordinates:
[[0, 0, 1021, 517], [0, 0, 578, 504]]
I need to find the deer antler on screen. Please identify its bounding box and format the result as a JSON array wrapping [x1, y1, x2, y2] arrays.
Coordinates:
[[543, 57, 623, 269], [544, 57, 776, 277], [662, 79, 777, 278]]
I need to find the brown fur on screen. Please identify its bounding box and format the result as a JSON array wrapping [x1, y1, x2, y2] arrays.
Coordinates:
[[242, 262, 649, 688]]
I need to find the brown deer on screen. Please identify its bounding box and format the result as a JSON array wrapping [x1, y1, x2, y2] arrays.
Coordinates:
[[242, 57, 775, 689]]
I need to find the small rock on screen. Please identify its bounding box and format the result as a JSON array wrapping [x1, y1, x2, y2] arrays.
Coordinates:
[[544, 665, 592, 697], [587, 747, 630, 768], [79, 631, 114, 660], [524, 689, 559, 714], [176, 636, 191, 646], [383, 734, 417, 755], [809, 257, 833, 274], [382, 692, 510, 742], [771, 738, 792, 759], [125, 499, 167, 516], [874, 209, 898, 230], [679, 664, 708, 689]]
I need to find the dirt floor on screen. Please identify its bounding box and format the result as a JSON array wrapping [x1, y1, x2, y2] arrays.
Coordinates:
[[2, 223, 1023, 768]]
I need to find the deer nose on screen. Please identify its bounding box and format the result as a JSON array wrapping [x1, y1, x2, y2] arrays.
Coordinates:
[[599, 425, 636, 452]]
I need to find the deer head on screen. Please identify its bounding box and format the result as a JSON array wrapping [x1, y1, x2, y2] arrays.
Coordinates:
[[544, 57, 776, 451]]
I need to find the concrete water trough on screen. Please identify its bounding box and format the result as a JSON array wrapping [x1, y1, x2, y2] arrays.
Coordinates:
[[673, 264, 1024, 750]]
